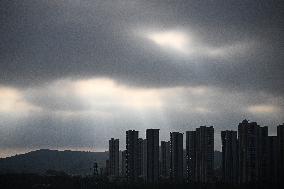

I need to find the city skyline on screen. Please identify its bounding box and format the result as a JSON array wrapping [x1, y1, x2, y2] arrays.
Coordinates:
[[0, 120, 283, 158], [0, 0, 283, 159], [0, 119, 282, 185], [104, 120, 284, 184]]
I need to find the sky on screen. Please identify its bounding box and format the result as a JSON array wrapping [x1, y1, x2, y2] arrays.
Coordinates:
[[0, 0, 283, 157]]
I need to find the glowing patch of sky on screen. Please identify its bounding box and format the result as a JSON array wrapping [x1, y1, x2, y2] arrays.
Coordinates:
[[0, 87, 40, 114], [144, 29, 251, 58], [248, 104, 280, 114]]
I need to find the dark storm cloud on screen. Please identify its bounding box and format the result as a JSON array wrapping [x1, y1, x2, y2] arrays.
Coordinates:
[[1, 0, 283, 96]]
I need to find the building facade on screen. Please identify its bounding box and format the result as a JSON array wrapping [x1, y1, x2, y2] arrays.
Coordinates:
[[257, 126, 269, 181], [109, 138, 119, 177], [121, 150, 126, 177], [186, 131, 196, 182], [170, 132, 184, 182], [146, 129, 160, 183], [196, 126, 214, 183], [277, 124, 284, 182], [161, 141, 171, 178], [267, 136, 278, 183], [238, 120, 259, 183], [142, 139, 148, 180], [221, 130, 238, 183], [126, 130, 139, 181], [238, 120, 271, 183], [138, 138, 144, 177]]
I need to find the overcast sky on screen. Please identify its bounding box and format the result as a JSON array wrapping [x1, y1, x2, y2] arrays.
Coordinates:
[[0, 0, 283, 157]]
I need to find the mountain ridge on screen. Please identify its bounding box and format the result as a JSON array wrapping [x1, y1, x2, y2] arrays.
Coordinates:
[[0, 149, 108, 175], [0, 149, 222, 175]]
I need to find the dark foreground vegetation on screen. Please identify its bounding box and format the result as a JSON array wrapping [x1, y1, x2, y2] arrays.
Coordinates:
[[0, 173, 283, 189]]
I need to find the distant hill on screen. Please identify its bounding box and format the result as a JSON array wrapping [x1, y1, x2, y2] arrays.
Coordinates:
[[0, 149, 222, 175], [0, 149, 108, 175]]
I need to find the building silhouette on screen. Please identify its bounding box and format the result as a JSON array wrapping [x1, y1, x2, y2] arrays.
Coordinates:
[[221, 130, 238, 183], [196, 126, 214, 182], [121, 150, 126, 177], [146, 129, 159, 183], [238, 120, 270, 183], [186, 131, 196, 182], [238, 120, 258, 183], [116, 121, 283, 184], [142, 139, 147, 180], [186, 127, 214, 183], [277, 124, 284, 182], [109, 138, 119, 177], [183, 149, 187, 179], [160, 141, 171, 178], [268, 136, 278, 183], [93, 161, 99, 176], [257, 126, 269, 182], [138, 138, 144, 177], [105, 159, 110, 176], [170, 132, 183, 182], [126, 130, 139, 181]]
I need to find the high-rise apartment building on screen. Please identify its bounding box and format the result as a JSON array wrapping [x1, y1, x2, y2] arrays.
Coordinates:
[[109, 138, 119, 177], [126, 130, 139, 181], [170, 132, 184, 182], [238, 120, 258, 183], [186, 126, 214, 183], [221, 130, 238, 183], [186, 131, 196, 182], [138, 138, 144, 177], [161, 141, 171, 178], [195, 126, 214, 183], [142, 139, 147, 180], [257, 126, 269, 181], [277, 124, 284, 182], [146, 129, 160, 183], [238, 120, 270, 183], [267, 136, 278, 183], [121, 150, 126, 177]]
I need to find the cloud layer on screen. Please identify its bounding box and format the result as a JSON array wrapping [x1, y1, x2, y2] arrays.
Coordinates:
[[0, 78, 283, 156], [0, 0, 283, 156]]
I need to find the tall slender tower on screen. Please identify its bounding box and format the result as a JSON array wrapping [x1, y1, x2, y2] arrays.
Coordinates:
[[238, 119, 267, 183], [138, 138, 144, 177], [146, 129, 159, 183], [277, 124, 284, 182], [267, 136, 278, 183], [196, 126, 214, 183], [121, 150, 126, 177], [109, 138, 119, 177], [126, 130, 139, 181], [170, 132, 184, 182], [238, 120, 258, 183], [142, 139, 148, 180], [238, 120, 271, 183], [161, 141, 171, 178], [186, 131, 196, 182], [221, 130, 238, 183], [257, 126, 269, 181]]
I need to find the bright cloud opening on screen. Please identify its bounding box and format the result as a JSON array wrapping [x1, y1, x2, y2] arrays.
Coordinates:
[[70, 78, 163, 110], [0, 87, 39, 113], [143, 29, 251, 58], [147, 30, 190, 54], [23, 78, 164, 116], [247, 104, 279, 114]]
